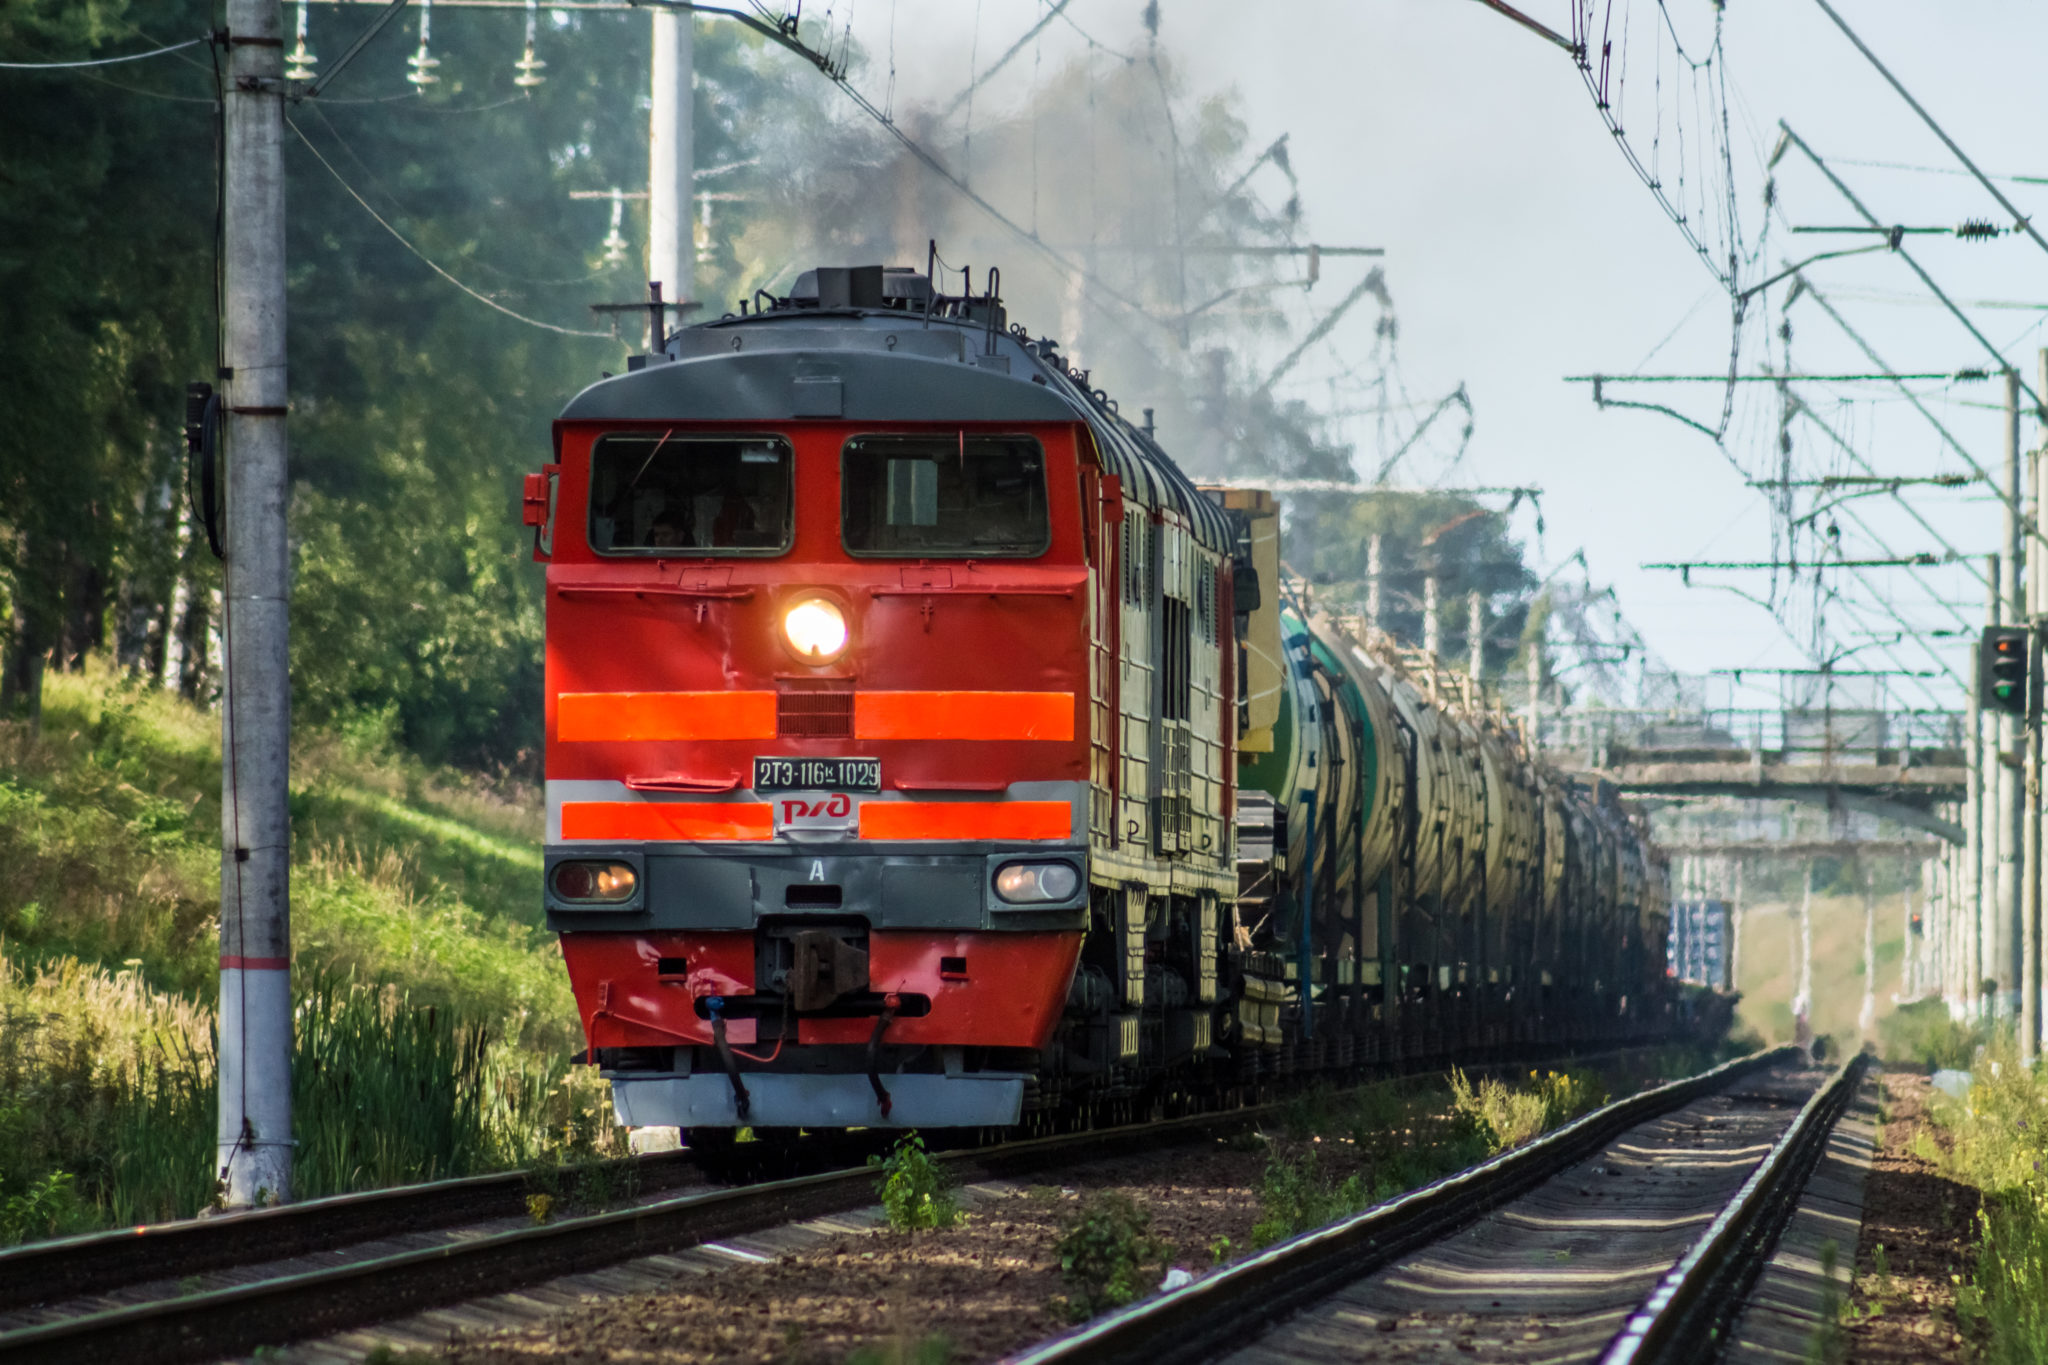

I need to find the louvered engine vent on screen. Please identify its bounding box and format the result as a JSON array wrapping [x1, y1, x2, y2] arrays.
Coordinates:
[[777, 684, 853, 737]]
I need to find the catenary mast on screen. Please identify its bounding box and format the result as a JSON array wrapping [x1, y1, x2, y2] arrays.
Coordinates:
[[219, 0, 295, 1207]]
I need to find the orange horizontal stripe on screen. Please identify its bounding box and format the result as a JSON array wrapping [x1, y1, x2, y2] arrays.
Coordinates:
[[855, 691, 1075, 741], [562, 801, 773, 841], [557, 691, 775, 742], [859, 800, 1071, 841]]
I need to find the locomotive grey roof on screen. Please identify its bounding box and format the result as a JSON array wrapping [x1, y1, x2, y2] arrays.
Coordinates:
[[557, 267, 1232, 554]]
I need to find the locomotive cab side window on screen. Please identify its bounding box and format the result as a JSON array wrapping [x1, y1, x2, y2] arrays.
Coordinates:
[[587, 433, 793, 555], [841, 434, 1049, 557]]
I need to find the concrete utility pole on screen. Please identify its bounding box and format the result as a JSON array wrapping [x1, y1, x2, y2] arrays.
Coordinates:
[[1977, 555, 1998, 1019], [2026, 351, 2048, 1061], [2000, 378, 2025, 1020], [219, 0, 293, 1207], [648, 3, 694, 309], [1423, 574, 1441, 658], [1466, 590, 1483, 685], [1365, 534, 1382, 635]]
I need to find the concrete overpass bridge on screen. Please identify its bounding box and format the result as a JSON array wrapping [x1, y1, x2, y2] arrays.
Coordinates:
[[1537, 707, 1968, 843]]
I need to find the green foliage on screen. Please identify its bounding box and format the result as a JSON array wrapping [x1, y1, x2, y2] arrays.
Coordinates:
[[0, 1170, 84, 1245], [1052, 1192, 1169, 1322], [1880, 998, 1984, 1073], [869, 1132, 959, 1232], [1449, 1068, 1607, 1154], [0, 668, 624, 1241], [363, 1346, 445, 1365], [1288, 490, 1537, 678], [1250, 1147, 1366, 1247], [844, 1334, 954, 1365], [1920, 1041, 2048, 1362]]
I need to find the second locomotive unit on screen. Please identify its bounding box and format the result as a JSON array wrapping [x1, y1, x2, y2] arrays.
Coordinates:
[[522, 263, 1671, 1134]]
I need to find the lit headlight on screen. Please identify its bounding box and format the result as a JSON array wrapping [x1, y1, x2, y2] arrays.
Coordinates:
[[552, 860, 638, 904], [783, 597, 848, 662], [994, 861, 1081, 904]]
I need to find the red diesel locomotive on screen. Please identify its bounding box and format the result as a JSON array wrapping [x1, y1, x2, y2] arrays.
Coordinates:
[[524, 263, 1675, 1136]]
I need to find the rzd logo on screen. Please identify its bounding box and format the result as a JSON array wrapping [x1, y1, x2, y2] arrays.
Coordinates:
[[774, 791, 856, 837]]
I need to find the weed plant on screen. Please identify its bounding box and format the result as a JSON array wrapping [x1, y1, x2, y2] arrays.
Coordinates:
[[1251, 1147, 1366, 1246], [1879, 998, 1985, 1074], [1921, 1040, 2048, 1362], [1449, 1068, 1606, 1153], [870, 1132, 959, 1231], [1052, 1191, 1168, 1320]]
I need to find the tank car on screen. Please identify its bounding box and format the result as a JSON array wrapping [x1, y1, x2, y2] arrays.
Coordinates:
[[521, 262, 1673, 1136]]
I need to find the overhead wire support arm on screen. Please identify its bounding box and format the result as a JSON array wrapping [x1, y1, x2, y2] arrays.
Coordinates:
[[1809, 0, 2048, 268], [1776, 123, 2045, 415], [1645, 554, 1963, 571], [1567, 371, 1985, 384], [1746, 475, 1978, 489], [1790, 272, 2042, 537], [629, 1, 1173, 347], [1259, 267, 1389, 390], [1466, 0, 1579, 54], [1784, 392, 1992, 599], [305, 0, 409, 98]]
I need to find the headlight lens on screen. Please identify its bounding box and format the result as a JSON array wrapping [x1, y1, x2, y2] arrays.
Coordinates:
[[783, 597, 848, 662], [552, 860, 638, 904], [994, 861, 1081, 904]]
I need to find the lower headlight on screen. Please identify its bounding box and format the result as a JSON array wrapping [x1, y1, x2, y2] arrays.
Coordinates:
[[993, 861, 1081, 904], [552, 860, 638, 904]]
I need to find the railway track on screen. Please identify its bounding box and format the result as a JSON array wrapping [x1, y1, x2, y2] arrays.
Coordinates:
[[1006, 1045, 1864, 1365], [0, 1072, 1449, 1364], [0, 1044, 1707, 1364]]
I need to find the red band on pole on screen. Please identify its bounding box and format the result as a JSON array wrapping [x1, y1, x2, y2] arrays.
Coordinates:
[[220, 956, 290, 970]]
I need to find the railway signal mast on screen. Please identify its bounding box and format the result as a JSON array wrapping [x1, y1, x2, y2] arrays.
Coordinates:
[[218, 0, 295, 1206]]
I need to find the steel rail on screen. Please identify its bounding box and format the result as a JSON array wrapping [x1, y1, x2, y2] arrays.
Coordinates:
[[0, 1082, 1455, 1365], [0, 1149, 700, 1315], [1600, 1049, 1872, 1365], [0, 1041, 1668, 1326], [1000, 1046, 1801, 1365]]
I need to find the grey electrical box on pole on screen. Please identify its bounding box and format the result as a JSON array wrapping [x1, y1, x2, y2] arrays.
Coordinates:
[[218, 0, 295, 1207]]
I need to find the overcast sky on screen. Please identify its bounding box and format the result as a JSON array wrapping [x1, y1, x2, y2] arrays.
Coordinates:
[[823, 1, 2048, 717]]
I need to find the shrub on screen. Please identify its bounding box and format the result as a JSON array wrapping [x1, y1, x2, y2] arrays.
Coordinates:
[[870, 1132, 959, 1232], [1449, 1067, 1606, 1153], [1251, 1147, 1366, 1246], [1879, 998, 1984, 1073], [1053, 1192, 1169, 1320]]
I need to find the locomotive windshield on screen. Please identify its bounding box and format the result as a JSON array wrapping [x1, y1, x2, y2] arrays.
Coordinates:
[[841, 434, 1048, 557], [587, 433, 792, 555]]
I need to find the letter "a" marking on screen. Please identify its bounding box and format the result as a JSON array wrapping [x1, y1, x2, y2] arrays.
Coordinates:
[[810, 860, 826, 882]]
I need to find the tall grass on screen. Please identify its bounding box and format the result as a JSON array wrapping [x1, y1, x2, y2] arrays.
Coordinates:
[[0, 951, 619, 1240], [0, 663, 610, 1243], [1921, 1040, 2048, 1362]]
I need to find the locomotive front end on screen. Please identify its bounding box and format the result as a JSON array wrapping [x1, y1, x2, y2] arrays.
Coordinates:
[[532, 269, 1092, 1131]]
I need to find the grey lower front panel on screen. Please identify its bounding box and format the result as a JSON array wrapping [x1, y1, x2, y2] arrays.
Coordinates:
[[611, 1072, 1026, 1129]]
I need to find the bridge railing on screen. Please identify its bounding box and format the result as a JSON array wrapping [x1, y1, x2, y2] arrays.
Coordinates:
[[1534, 707, 1967, 767]]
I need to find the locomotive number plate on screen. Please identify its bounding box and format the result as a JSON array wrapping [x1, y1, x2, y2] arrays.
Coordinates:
[[753, 756, 881, 792]]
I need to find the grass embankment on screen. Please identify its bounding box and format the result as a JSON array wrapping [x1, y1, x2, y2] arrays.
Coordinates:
[[1870, 1000, 2046, 1363], [0, 664, 608, 1242], [1732, 891, 1908, 1049]]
